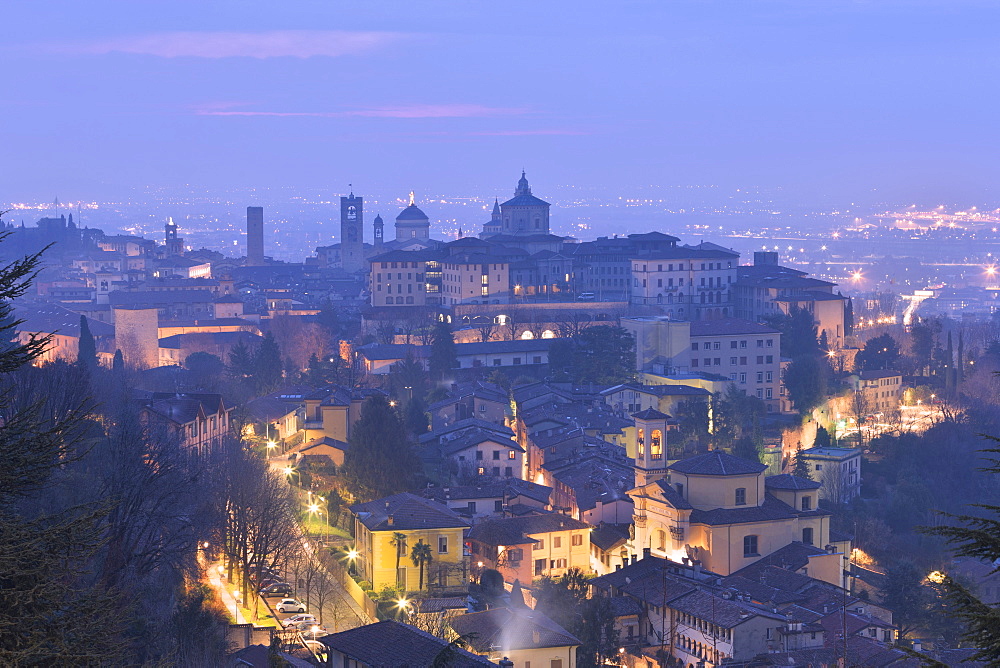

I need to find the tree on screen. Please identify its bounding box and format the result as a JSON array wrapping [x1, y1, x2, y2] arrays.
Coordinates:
[[844, 296, 854, 337], [783, 355, 828, 415], [878, 560, 928, 638], [855, 334, 901, 371], [920, 440, 1000, 663], [813, 425, 832, 449], [410, 540, 433, 590], [403, 396, 429, 437], [765, 307, 819, 358], [186, 351, 224, 388], [713, 385, 766, 449], [577, 596, 621, 668], [227, 338, 254, 381], [391, 532, 407, 588], [253, 332, 284, 393], [674, 398, 709, 450], [112, 348, 125, 372], [341, 395, 421, 501], [790, 444, 812, 479], [429, 321, 457, 379], [77, 315, 97, 370], [733, 435, 762, 464], [0, 231, 129, 664], [573, 325, 635, 385]]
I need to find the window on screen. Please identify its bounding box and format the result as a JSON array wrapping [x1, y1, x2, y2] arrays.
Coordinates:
[[650, 429, 663, 460], [476, 451, 483, 460], [508, 450, 516, 459], [493, 451, 501, 460], [495, 500, 503, 512], [730, 356, 738, 365], [467, 501, 477, 514], [756, 372, 764, 383], [492, 467, 500, 476], [493, 359, 501, 366], [692, 342, 699, 351], [815, 463, 823, 471], [657, 530, 666, 551], [676, 483, 684, 497], [553, 537, 562, 548], [504, 466, 512, 477], [691, 359, 699, 368], [802, 527, 814, 546], [735, 488, 747, 506], [730, 341, 738, 349], [477, 467, 485, 476], [551, 659, 563, 668], [533, 355, 542, 364], [744, 535, 759, 557], [739, 372, 747, 383], [740, 340, 747, 348], [534, 539, 545, 550], [438, 537, 448, 553], [767, 339, 774, 347], [757, 355, 764, 364], [572, 534, 583, 546], [637, 428, 644, 457]]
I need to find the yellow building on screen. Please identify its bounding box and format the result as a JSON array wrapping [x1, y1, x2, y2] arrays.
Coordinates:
[[351, 492, 470, 592], [467, 512, 592, 584], [629, 450, 848, 586]]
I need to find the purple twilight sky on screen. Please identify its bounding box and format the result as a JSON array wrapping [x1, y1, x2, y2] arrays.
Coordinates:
[[2, 0, 998, 207]]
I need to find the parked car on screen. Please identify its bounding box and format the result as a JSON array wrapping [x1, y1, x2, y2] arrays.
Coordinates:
[[260, 582, 294, 597], [276, 599, 307, 614], [282, 614, 318, 629]]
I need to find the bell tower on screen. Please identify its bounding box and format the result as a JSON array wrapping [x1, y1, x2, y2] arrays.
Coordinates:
[[373, 214, 384, 254], [632, 408, 670, 487], [340, 191, 364, 272]]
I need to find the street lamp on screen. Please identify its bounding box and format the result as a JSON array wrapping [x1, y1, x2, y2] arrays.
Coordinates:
[[395, 598, 410, 620]]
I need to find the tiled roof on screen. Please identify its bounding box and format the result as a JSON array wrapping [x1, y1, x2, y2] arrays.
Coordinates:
[[420, 479, 551, 506], [631, 407, 670, 420], [608, 595, 642, 617], [449, 608, 580, 653], [730, 544, 833, 583], [350, 492, 470, 532], [590, 523, 631, 552], [650, 479, 693, 509], [765, 474, 822, 491], [689, 494, 799, 526], [319, 620, 495, 667], [14, 302, 115, 337], [689, 318, 780, 337], [439, 428, 524, 457], [500, 193, 550, 208], [602, 382, 711, 398], [109, 289, 215, 305], [467, 513, 590, 547], [142, 392, 228, 426], [669, 589, 785, 628], [669, 451, 767, 476]]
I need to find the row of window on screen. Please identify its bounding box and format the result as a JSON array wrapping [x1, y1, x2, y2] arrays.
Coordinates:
[[635, 261, 734, 272], [693, 357, 774, 368], [475, 449, 518, 460], [531, 534, 584, 550], [693, 339, 774, 350]]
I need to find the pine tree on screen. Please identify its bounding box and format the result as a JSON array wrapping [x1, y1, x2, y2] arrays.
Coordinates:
[[77, 315, 97, 369], [112, 348, 125, 372], [921, 441, 1000, 663], [791, 444, 812, 479], [814, 425, 832, 449], [844, 296, 854, 336]]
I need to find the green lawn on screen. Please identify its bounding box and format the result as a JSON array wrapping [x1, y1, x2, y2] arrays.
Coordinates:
[[299, 514, 351, 539]]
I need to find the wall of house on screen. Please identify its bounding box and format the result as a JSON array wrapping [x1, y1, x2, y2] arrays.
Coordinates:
[[527, 527, 591, 578], [360, 525, 468, 592], [486, 644, 576, 668], [454, 441, 525, 480]]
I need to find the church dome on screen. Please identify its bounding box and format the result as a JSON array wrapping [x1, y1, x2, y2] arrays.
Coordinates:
[[396, 204, 428, 221]]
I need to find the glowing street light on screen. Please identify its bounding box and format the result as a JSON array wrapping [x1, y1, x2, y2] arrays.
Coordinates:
[[851, 271, 863, 282], [927, 570, 946, 584]]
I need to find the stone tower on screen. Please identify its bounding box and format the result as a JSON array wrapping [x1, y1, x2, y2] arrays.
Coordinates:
[[246, 207, 265, 266], [373, 214, 384, 254], [340, 192, 364, 272], [632, 408, 670, 487], [164, 217, 183, 256]]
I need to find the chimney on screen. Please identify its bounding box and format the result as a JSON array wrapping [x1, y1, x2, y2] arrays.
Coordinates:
[[642, 547, 651, 559], [631, 554, 638, 565]]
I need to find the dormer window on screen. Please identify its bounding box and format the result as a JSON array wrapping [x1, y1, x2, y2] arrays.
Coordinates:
[[801, 496, 812, 511]]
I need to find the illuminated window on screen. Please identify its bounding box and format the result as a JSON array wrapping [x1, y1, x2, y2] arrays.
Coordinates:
[[637, 429, 645, 457], [650, 430, 663, 460]]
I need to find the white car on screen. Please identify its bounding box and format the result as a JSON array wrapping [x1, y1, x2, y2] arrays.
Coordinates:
[[283, 613, 318, 628], [276, 599, 306, 614]]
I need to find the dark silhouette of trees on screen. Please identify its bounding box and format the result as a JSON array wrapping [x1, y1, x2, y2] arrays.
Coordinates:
[[790, 444, 812, 479], [766, 307, 819, 358], [254, 332, 284, 392], [186, 351, 224, 389], [550, 325, 635, 385], [813, 425, 832, 449], [410, 539, 433, 590], [783, 355, 829, 415], [429, 321, 457, 379], [77, 314, 97, 370], [855, 334, 901, 371], [341, 395, 420, 501]]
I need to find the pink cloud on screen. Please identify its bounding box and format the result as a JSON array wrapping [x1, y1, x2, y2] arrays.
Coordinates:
[[195, 103, 528, 119], [472, 129, 590, 136], [57, 30, 401, 59]]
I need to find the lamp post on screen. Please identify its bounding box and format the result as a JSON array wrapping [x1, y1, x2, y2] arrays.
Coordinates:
[[395, 597, 410, 620]]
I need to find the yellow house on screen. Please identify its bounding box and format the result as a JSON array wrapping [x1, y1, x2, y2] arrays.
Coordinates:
[[351, 492, 470, 592], [450, 607, 580, 668], [467, 512, 592, 583], [629, 451, 847, 586]]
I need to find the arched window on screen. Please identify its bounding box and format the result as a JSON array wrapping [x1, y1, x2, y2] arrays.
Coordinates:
[[657, 530, 666, 551], [650, 429, 663, 460], [520, 330, 534, 340], [637, 428, 644, 457], [656, 294, 662, 304], [541, 329, 555, 339], [395, 297, 404, 304], [347, 206, 357, 221]]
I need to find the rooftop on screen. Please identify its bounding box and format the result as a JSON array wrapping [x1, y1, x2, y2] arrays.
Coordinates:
[[350, 492, 470, 532], [668, 451, 768, 476], [319, 620, 495, 667]]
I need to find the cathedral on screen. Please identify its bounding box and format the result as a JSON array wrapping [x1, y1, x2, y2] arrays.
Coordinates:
[[481, 171, 551, 237]]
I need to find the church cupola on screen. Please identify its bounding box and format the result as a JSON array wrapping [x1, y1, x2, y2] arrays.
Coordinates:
[[632, 408, 670, 487], [515, 171, 531, 197]]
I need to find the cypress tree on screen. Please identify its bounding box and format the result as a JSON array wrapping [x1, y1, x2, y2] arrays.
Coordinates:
[[341, 395, 420, 501], [253, 333, 284, 393], [791, 444, 812, 480], [112, 348, 125, 372], [77, 315, 97, 369], [428, 321, 457, 379]]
